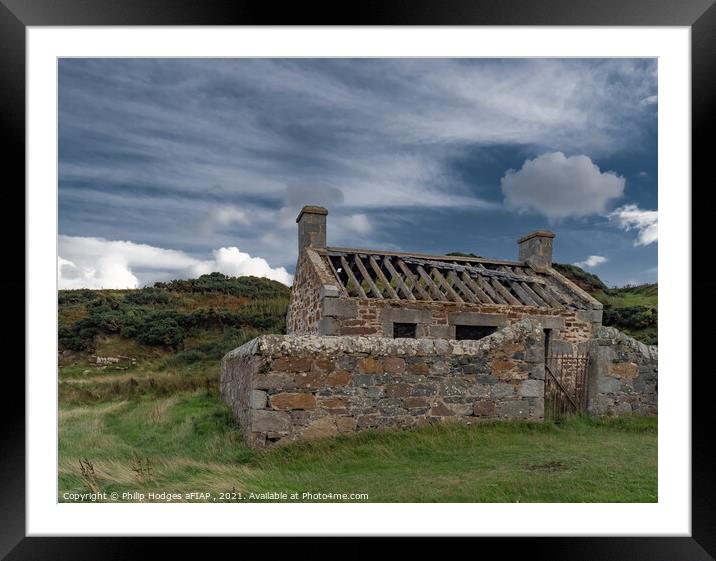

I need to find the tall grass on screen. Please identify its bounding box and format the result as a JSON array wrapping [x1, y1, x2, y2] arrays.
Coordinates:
[[59, 391, 657, 503]]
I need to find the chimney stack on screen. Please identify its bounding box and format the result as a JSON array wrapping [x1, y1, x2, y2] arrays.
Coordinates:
[[518, 230, 555, 271], [296, 205, 328, 254]]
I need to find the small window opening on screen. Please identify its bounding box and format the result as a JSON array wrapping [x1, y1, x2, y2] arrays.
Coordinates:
[[455, 325, 497, 341], [393, 323, 417, 338]]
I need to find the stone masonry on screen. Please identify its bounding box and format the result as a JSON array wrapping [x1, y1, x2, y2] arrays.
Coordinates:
[[222, 204, 657, 447], [587, 325, 658, 416], [222, 319, 547, 448]]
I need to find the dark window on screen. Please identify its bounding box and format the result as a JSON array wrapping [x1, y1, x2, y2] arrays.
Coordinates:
[[393, 323, 417, 338], [455, 325, 497, 341]]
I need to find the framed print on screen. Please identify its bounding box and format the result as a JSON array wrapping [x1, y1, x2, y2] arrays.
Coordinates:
[[4, 0, 714, 558]]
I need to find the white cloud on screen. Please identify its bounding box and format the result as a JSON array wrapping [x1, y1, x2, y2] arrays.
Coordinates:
[[213, 206, 251, 227], [203, 247, 293, 285], [58, 235, 292, 289], [608, 204, 658, 246], [501, 152, 625, 220], [640, 95, 658, 105], [342, 214, 371, 235], [574, 255, 608, 269]]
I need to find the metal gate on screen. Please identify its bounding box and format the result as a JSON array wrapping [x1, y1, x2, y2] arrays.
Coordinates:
[[545, 352, 590, 420]]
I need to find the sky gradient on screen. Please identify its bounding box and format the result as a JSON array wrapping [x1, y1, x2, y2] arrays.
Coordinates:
[[58, 58, 658, 289]]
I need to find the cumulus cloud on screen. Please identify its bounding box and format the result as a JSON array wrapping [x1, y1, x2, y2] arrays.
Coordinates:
[[574, 255, 608, 269], [58, 235, 292, 289], [501, 152, 625, 220], [608, 204, 658, 246]]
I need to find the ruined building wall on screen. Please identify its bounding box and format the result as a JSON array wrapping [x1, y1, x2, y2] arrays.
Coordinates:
[[286, 250, 323, 335], [320, 297, 597, 345], [221, 319, 547, 448], [286, 248, 341, 336]]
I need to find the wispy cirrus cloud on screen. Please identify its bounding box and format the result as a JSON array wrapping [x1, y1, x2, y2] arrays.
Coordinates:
[[574, 255, 608, 269], [59, 58, 658, 286], [608, 204, 658, 246]]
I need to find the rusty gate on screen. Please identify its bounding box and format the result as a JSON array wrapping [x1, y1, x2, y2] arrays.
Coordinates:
[[544, 352, 590, 420]]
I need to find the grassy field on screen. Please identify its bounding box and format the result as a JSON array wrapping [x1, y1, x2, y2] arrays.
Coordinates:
[[59, 384, 657, 503], [58, 272, 657, 503]]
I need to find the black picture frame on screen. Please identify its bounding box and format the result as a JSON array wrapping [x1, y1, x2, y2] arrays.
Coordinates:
[[3, 0, 712, 558]]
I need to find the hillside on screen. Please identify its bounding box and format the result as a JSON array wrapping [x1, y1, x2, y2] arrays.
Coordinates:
[[58, 273, 291, 413]]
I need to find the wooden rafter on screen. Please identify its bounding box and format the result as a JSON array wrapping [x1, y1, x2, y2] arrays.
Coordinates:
[[340, 255, 367, 298], [397, 259, 431, 300], [460, 272, 493, 304], [431, 268, 464, 303], [368, 255, 399, 300], [416, 265, 447, 301], [448, 270, 478, 303], [491, 277, 521, 305], [383, 257, 416, 300], [353, 255, 383, 299], [529, 281, 563, 308], [324, 250, 586, 309]]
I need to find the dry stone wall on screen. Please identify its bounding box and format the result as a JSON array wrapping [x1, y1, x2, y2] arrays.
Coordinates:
[[221, 319, 547, 448], [587, 326, 658, 416]]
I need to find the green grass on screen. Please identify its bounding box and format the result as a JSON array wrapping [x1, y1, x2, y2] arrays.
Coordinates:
[[59, 390, 657, 503], [594, 285, 658, 309]]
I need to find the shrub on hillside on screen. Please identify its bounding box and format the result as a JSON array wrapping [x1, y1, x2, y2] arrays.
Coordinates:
[[135, 315, 184, 348], [123, 289, 176, 306], [552, 263, 608, 292], [154, 272, 289, 299], [58, 289, 102, 306], [603, 305, 657, 331]]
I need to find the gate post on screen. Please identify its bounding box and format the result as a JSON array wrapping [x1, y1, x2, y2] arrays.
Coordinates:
[[585, 338, 601, 416]]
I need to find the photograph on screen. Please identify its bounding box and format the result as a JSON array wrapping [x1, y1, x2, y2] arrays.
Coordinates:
[[56, 57, 659, 504]]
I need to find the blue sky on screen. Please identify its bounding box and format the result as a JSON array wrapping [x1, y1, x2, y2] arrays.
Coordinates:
[[58, 58, 657, 289]]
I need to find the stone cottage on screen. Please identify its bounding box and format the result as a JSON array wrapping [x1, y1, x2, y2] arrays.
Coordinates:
[[221, 205, 657, 447]]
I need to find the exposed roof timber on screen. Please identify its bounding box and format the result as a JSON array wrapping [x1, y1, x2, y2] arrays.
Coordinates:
[[339, 255, 367, 298], [324, 246, 523, 267], [396, 258, 431, 300], [400, 257, 547, 285], [323, 248, 592, 309]]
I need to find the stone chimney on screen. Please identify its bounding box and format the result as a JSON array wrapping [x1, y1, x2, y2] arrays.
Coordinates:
[[518, 230, 555, 271], [296, 205, 328, 254]]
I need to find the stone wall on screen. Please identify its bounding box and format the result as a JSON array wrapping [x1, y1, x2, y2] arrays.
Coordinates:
[[587, 326, 658, 416], [286, 248, 341, 336], [221, 319, 547, 448], [320, 297, 597, 345]]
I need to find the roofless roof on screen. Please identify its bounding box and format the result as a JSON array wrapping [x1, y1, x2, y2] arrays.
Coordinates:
[[317, 246, 591, 310]]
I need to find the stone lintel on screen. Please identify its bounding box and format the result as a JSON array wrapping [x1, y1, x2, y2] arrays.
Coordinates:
[[525, 315, 565, 330], [321, 297, 358, 318], [380, 308, 433, 324], [448, 312, 508, 327]]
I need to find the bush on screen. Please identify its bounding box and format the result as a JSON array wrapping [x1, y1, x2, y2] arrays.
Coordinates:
[[154, 272, 289, 299], [58, 289, 102, 306], [135, 316, 184, 348], [58, 274, 290, 353], [603, 305, 657, 331], [123, 289, 175, 306]]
